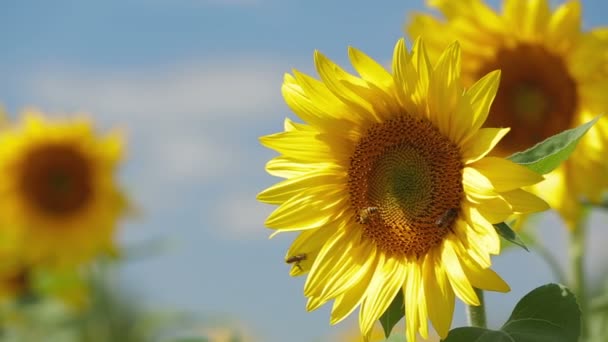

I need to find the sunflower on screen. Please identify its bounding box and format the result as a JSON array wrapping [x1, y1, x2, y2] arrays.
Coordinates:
[[257, 39, 548, 341], [407, 0, 608, 228], [0, 111, 127, 267]]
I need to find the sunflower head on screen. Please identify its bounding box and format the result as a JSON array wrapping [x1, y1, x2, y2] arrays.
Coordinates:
[[406, 0, 608, 228], [0, 111, 128, 267], [258, 38, 548, 341]]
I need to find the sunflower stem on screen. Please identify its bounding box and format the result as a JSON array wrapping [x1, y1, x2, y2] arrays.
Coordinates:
[[466, 288, 487, 329], [569, 207, 590, 341], [534, 238, 567, 284]]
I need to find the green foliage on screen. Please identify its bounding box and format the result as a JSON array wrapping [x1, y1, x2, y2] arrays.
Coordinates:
[[507, 116, 600, 174], [442, 284, 580, 342], [381, 332, 407, 341], [494, 222, 528, 251], [587, 277, 608, 341], [379, 291, 405, 337], [0, 261, 205, 342]]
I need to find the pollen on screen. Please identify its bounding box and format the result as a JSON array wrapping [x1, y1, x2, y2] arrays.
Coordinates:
[[348, 114, 463, 257]]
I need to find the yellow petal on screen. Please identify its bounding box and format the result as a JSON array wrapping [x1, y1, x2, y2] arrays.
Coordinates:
[[475, 196, 514, 223], [546, 1, 581, 50], [348, 46, 393, 90], [528, 166, 582, 230], [314, 51, 375, 120], [500, 188, 549, 214], [441, 239, 479, 306], [264, 187, 347, 230], [403, 261, 421, 342], [282, 75, 354, 134], [504, 0, 550, 38], [265, 156, 332, 178], [423, 249, 454, 339], [448, 94, 475, 145], [330, 258, 377, 325], [260, 130, 335, 162], [469, 157, 545, 192], [306, 295, 325, 313], [452, 219, 491, 269], [462, 166, 497, 200], [457, 250, 510, 293], [392, 39, 418, 115], [359, 256, 407, 336], [464, 70, 501, 134], [406, 13, 452, 63], [462, 204, 501, 255], [286, 227, 335, 276], [428, 41, 462, 137], [317, 241, 377, 301], [416, 266, 429, 339], [303, 227, 353, 298], [257, 169, 344, 204], [461, 128, 510, 164], [410, 38, 432, 109]]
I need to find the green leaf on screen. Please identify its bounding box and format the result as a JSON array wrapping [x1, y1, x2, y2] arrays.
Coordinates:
[[506, 283, 580, 341], [382, 332, 407, 341], [442, 284, 580, 342], [507, 116, 601, 174], [379, 291, 404, 338], [442, 327, 512, 342], [494, 222, 528, 251]]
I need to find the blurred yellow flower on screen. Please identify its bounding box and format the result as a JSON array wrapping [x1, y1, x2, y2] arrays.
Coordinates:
[[258, 39, 548, 341], [407, 0, 608, 228], [0, 111, 128, 267]]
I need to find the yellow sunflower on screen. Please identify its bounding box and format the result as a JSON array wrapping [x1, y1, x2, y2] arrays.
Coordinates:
[[407, 0, 608, 228], [0, 110, 128, 267], [258, 39, 548, 341]]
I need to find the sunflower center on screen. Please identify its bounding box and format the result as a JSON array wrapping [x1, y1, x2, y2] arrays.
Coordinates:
[[477, 43, 578, 155], [20, 144, 93, 217], [348, 115, 463, 257]]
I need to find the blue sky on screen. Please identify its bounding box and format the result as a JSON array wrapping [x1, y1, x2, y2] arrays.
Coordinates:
[[1, 1, 608, 341]]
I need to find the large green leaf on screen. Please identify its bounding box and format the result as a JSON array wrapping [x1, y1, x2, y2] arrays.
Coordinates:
[[442, 284, 580, 342], [507, 116, 600, 174], [379, 291, 405, 337]]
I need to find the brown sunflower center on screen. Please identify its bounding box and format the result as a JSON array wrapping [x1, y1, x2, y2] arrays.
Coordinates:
[[4, 269, 29, 295], [348, 115, 463, 257], [20, 144, 93, 217], [476, 43, 578, 155]]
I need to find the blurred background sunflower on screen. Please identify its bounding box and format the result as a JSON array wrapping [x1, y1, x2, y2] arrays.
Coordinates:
[[406, 0, 608, 228], [0, 111, 127, 267]]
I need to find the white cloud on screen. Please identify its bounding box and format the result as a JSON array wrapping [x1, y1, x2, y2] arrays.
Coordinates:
[[213, 193, 274, 240], [21, 58, 286, 189], [156, 135, 233, 182], [24, 57, 286, 123]]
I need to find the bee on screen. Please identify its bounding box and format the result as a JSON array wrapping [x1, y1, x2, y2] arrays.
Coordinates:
[[357, 206, 379, 224], [286, 253, 307, 270], [435, 208, 459, 229]]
